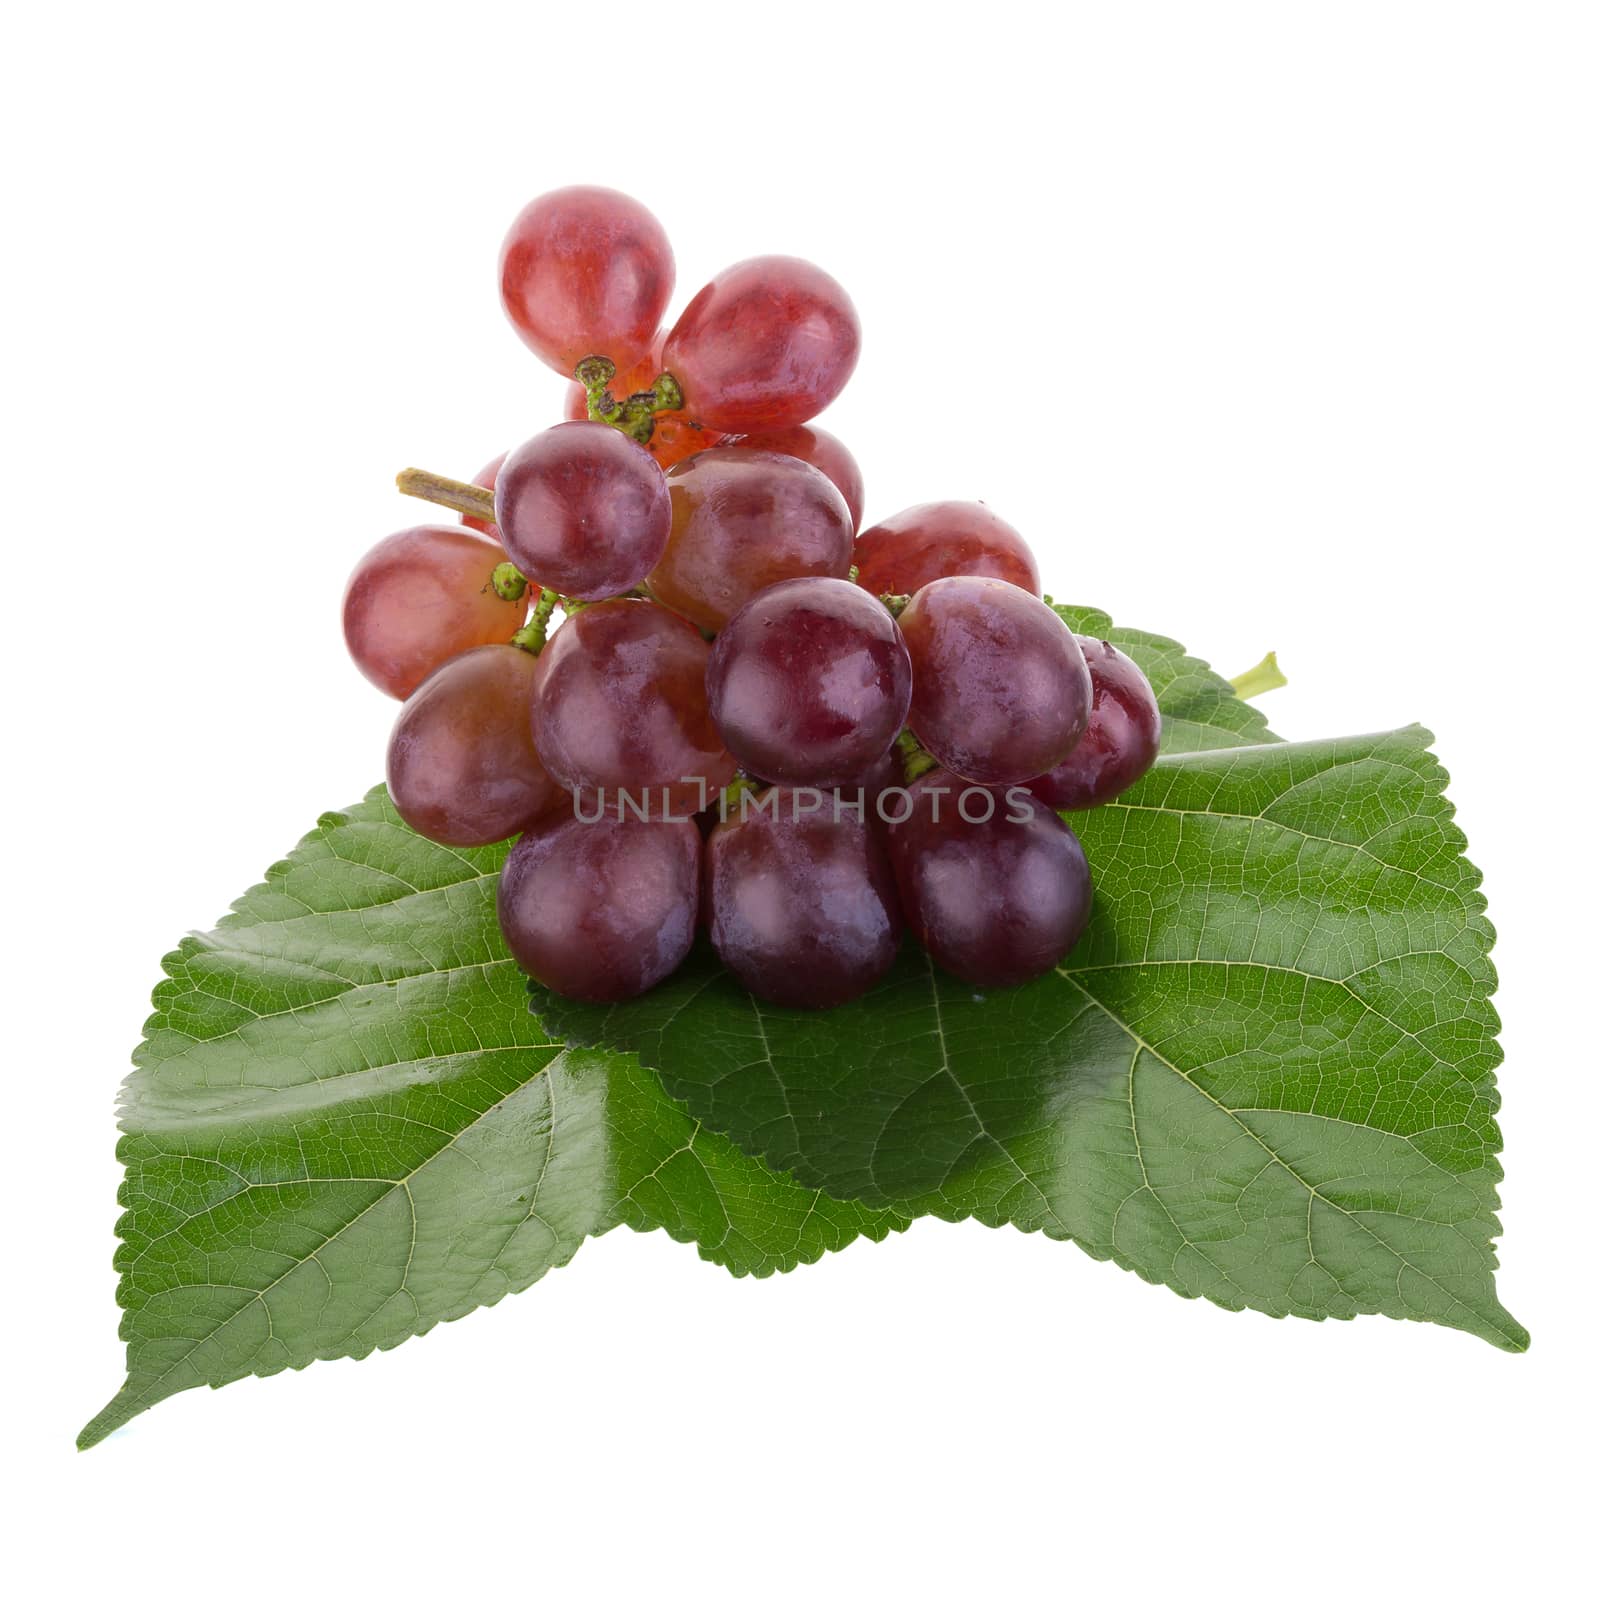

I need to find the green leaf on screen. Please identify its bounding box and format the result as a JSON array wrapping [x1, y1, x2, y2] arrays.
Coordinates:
[[85, 605, 1522, 1446], [80, 794, 905, 1449], [535, 618, 1522, 1351]]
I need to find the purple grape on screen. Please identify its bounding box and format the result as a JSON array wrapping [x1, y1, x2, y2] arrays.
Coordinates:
[[706, 794, 901, 1009], [706, 577, 912, 787], [886, 775, 1092, 987], [838, 745, 903, 817], [1029, 637, 1162, 809], [494, 421, 671, 600], [898, 576, 1091, 786], [386, 644, 557, 846], [649, 447, 854, 632], [726, 426, 865, 531], [531, 598, 735, 814], [499, 809, 701, 1002]]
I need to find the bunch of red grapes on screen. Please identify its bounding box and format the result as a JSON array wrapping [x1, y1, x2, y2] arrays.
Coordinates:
[[342, 186, 1162, 1010]]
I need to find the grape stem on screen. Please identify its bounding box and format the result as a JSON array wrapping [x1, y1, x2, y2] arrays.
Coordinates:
[[714, 771, 766, 820], [396, 467, 496, 522], [490, 562, 528, 602], [880, 593, 910, 619], [574, 356, 685, 445], [895, 728, 939, 784], [511, 589, 560, 655], [1228, 651, 1287, 700]]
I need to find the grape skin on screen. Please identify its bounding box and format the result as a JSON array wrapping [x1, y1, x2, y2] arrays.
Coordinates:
[[706, 796, 901, 1009], [837, 746, 903, 820], [499, 185, 674, 377], [664, 256, 861, 432], [494, 422, 671, 600], [531, 598, 735, 813], [853, 502, 1040, 597], [886, 777, 1093, 987], [706, 577, 912, 787], [649, 447, 854, 632], [386, 644, 557, 846], [343, 524, 528, 700], [899, 576, 1092, 786], [725, 426, 865, 531], [1029, 638, 1162, 809], [499, 809, 701, 1002]]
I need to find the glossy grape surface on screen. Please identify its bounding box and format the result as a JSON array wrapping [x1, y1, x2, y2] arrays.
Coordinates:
[[887, 777, 1092, 986], [386, 645, 556, 846], [663, 256, 860, 431], [706, 797, 901, 1008], [727, 425, 864, 530], [494, 422, 671, 600], [1029, 637, 1162, 809], [899, 576, 1091, 785], [648, 447, 854, 632], [499, 185, 674, 376], [531, 599, 734, 812], [839, 746, 903, 814], [343, 524, 528, 699], [707, 577, 911, 786], [499, 809, 701, 1002], [853, 502, 1040, 597], [563, 337, 726, 471], [461, 451, 506, 535]]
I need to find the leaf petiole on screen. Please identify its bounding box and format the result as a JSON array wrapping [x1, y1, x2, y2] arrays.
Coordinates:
[[1228, 651, 1287, 701]]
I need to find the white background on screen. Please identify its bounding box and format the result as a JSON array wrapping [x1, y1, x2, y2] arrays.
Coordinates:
[[6, 3, 1596, 1594]]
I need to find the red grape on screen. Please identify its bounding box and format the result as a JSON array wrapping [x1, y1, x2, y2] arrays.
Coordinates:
[[562, 336, 727, 471], [499, 185, 674, 376], [531, 598, 735, 813], [853, 502, 1040, 597], [343, 524, 528, 700], [500, 809, 701, 1002], [386, 644, 557, 846], [707, 577, 911, 786], [648, 447, 854, 632], [726, 425, 864, 531], [494, 422, 670, 600], [1029, 637, 1162, 809], [899, 576, 1091, 785], [461, 451, 506, 535], [663, 256, 860, 431], [887, 777, 1093, 987], [706, 796, 901, 1008]]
